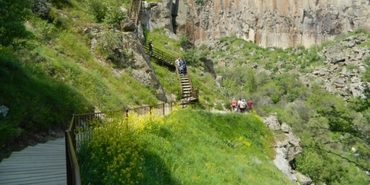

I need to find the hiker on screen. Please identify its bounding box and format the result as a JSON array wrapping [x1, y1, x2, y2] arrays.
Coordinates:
[[231, 98, 237, 112], [239, 99, 246, 113], [247, 99, 253, 112], [176, 57, 183, 74], [148, 40, 153, 55], [236, 99, 242, 112], [181, 58, 187, 74]]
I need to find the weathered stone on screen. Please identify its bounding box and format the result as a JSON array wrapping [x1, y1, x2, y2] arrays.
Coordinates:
[[281, 122, 291, 133], [263, 114, 281, 131], [215, 76, 223, 86], [181, 0, 370, 48], [329, 65, 338, 72], [120, 18, 136, 32], [200, 58, 216, 78], [293, 171, 312, 185], [273, 148, 298, 182]]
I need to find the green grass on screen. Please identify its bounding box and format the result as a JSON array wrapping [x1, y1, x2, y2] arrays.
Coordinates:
[[0, 0, 160, 158], [145, 28, 182, 57], [79, 109, 295, 185], [152, 62, 182, 101], [0, 53, 92, 149]]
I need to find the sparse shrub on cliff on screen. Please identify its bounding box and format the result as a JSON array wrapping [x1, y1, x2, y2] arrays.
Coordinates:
[[195, 0, 204, 5], [86, 0, 107, 22], [362, 56, 370, 82], [86, 0, 126, 25]]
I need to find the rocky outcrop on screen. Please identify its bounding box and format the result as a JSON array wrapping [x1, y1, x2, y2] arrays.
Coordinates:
[[263, 114, 312, 185], [303, 33, 370, 99], [85, 25, 167, 102], [121, 33, 167, 102], [175, 0, 370, 48]]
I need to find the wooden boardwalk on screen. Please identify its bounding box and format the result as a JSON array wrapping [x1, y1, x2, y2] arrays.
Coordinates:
[[0, 138, 66, 185]]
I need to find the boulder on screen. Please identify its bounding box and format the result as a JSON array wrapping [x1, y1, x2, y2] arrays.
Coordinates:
[[120, 18, 136, 32]]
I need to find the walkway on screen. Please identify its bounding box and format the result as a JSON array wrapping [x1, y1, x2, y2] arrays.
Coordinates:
[[0, 138, 66, 185]]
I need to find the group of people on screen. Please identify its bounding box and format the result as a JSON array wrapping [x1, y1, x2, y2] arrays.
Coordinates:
[[231, 98, 253, 113], [175, 57, 187, 75]]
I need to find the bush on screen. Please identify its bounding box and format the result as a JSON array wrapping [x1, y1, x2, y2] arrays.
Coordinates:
[[195, 0, 204, 5], [86, 0, 107, 22], [86, 0, 127, 25], [182, 48, 199, 66], [0, 0, 32, 46]]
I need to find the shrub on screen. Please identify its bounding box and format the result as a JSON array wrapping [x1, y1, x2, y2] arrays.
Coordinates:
[[361, 56, 370, 82], [195, 0, 204, 5], [86, 0, 107, 22], [96, 30, 132, 68], [0, 0, 32, 46], [182, 48, 199, 66]]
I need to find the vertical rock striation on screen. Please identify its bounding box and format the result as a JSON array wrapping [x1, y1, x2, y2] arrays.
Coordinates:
[[181, 0, 370, 48]]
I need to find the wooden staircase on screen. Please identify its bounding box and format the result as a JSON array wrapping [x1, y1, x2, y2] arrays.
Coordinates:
[[179, 74, 198, 104], [128, 0, 198, 104], [142, 44, 198, 104]]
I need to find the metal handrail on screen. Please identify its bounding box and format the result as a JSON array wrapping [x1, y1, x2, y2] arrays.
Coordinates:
[[175, 62, 198, 101], [65, 116, 81, 185], [142, 43, 198, 102], [65, 103, 174, 185], [143, 44, 177, 70]]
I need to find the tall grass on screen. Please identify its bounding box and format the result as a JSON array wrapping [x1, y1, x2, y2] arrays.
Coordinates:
[[0, 53, 92, 149], [0, 0, 160, 158], [79, 109, 295, 185]]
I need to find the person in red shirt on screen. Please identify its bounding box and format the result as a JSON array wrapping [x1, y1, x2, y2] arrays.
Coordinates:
[[247, 99, 253, 112], [231, 98, 237, 112]]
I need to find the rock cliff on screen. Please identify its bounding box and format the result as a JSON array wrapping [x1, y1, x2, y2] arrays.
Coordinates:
[[179, 0, 370, 48]]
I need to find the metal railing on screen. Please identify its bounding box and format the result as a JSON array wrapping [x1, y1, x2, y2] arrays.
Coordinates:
[[175, 62, 199, 102], [65, 103, 174, 185], [143, 44, 177, 70]]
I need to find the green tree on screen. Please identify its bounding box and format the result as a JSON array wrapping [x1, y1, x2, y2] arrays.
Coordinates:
[[0, 0, 31, 46]]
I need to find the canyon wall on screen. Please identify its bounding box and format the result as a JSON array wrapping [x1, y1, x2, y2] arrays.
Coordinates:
[[182, 0, 370, 48]]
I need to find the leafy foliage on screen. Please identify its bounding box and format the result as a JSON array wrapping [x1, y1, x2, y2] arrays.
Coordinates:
[[85, 0, 126, 25], [79, 109, 294, 185], [0, 53, 92, 148], [204, 33, 370, 183], [0, 0, 31, 46]]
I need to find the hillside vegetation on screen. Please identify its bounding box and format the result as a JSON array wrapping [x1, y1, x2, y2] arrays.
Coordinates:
[[1, 0, 370, 184], [1, 0, 160, 156], [78, 108, 295, 185], [194, 34, 370, 184]]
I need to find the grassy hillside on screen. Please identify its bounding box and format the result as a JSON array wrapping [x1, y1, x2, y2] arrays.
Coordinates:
[[195, 33, 370, 184], [0, 0, 160, 157], [1, 0, 370, 184], [78, 109, 295, 185]]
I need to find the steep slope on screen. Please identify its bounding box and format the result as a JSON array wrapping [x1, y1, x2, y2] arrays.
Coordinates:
[[147, 0, 370, 48]]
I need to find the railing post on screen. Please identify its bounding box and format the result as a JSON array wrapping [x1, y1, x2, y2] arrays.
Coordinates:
[[162, 103, 165, 115], [125, 109, 129, 130]]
